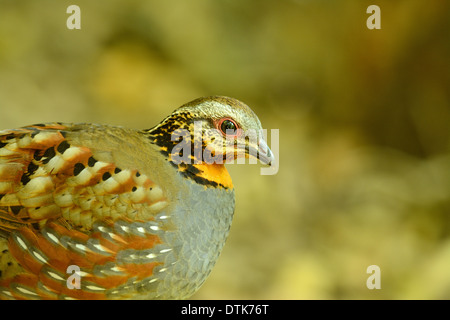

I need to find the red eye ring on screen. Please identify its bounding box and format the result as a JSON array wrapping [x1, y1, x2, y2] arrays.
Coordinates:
[[217, 118, 239, 137]]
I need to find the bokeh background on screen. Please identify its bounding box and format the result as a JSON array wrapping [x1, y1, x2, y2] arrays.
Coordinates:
[[0, 0, 449, 299]]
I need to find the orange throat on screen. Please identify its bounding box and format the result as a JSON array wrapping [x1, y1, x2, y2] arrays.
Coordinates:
[[191, 163, 233, 189]]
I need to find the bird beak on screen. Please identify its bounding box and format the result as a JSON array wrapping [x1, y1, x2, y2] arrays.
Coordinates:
[[256, 138, 275, 166]]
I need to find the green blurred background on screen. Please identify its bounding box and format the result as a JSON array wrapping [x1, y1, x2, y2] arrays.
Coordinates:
[[0, 0, 449, 299]]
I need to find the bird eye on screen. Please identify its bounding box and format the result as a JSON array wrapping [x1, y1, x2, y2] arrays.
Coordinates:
[[220, 119, 238, 135]]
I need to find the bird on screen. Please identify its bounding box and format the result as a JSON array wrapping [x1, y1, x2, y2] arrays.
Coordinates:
[[0, 96, 273, 299]]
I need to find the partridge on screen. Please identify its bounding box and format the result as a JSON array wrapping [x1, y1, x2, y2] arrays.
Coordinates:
[[0, 96, 273, 300]]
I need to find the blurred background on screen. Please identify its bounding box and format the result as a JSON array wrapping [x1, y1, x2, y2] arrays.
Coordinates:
[[0, 0, 449, 299]]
